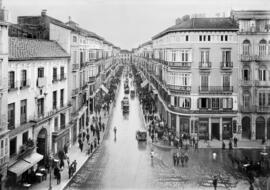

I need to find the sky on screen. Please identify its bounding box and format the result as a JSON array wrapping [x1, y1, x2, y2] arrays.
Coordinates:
[[5, 0, 270, 50]]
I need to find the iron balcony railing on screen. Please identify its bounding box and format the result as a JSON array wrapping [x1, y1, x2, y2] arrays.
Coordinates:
[[167, 84, 191, 93], [241, 54, 254, 62], [257, 106, 270, 113], [199, 62, 211, 69], [220, 62, 233, 69], [20, 79, 31, 89], [254, 54, 270, 61], [167, 62, 191, 69], [8, 81, 19, 91], [72, 64, 80, 71], [199, 86, 233, 94]]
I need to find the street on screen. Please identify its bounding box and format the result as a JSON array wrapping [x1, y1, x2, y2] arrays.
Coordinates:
[[64, 74, 254, 189]]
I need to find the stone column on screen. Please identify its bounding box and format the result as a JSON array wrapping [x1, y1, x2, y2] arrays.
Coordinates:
[[220, 117, 223, 141], [209, 117, 212, 141], [176, 115, 180, 138], [251, 114, 256, 140]]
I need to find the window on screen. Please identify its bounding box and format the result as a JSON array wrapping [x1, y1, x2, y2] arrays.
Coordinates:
[[222, 50, 231, 64], [259, 69, 266, 81], [223, 75, 230, 90], [221, 35, 224, 41], [53, 91, 57, 109], [225, 35, 228, 41], [200, 98, 208, 109], [38, 67, 44, 78], [199, 35, 202, 41], [21, 70, 27, 87], [259, 39, 267, 56], [8, 71, 15, 89], [53, 67, 57, 82], [22, 131, 28, 145], [37, 98, 44, 117], [9, 137, 17, 157], [80, 51, 84, 64], [8, 103, 15, 130], [259, 92, 266, 106], [200, 50, 210, 64], [203, 35, 206, 41], [208, 35, 211, 41], [172, 50, 176, 62], [243, 94, 250, 108], [20, 99, 27, 124], [201, 75, 209, 89], [60, 89, 64, 107], [54, 117, 58, 131], [212, 98, 219, 109], [268, 93, 270, 106], [73, 36, 77, 42], [243, 69, 250, 81], [60, 67, 65, 79], [60, 113, 65, 129], [222, 98, 233, 109], [0, 140, 4, 158], [242, 40, 251, 55], [185, 35, 189, 41]]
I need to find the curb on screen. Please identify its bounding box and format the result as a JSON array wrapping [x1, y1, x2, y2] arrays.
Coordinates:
[[62, 86, 119, 190]]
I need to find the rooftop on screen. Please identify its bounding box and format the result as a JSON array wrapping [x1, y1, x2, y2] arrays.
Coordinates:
[[9, 37, 70, 60], [152, 17, 238, 40]]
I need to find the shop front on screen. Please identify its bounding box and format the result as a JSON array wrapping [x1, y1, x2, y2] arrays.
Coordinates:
[[179, 117, 190, 137], [222, 118, 233, 140], [198, 118, 209, 140], [52, 128, 70, 155]]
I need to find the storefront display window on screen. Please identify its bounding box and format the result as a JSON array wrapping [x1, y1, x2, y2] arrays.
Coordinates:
[[223, 118, 232, 139], [199, 118, 209, 139], [180, 118, 189, 136]]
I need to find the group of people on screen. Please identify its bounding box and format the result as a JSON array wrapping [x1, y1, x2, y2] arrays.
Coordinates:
[[173, 151, 189, 167], [222, 137, 238, 150]]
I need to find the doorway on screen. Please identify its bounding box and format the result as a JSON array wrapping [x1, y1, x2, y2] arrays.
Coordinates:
[[212, 123, 220, 140]]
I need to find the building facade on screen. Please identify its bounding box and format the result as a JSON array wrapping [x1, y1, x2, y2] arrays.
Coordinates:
[[0, 5, 9, 188], [7, 37, 70, 182], [232, 10, 270, 140], [134, 16, 239, 140]]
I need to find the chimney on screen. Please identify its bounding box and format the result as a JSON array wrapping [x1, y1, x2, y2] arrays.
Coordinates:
[[41, 9, 47, 17]]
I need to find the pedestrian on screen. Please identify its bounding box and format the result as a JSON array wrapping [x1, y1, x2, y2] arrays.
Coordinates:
[[60, 159, 64, 169], [173, 152, 177, 166], [83, 131, 86, 141], [91, 124, 94, 135], [184, 153, 189, 165], [55, 166, 61, 184], [86, 133, 90, 143], [99, 115, 101, 122], [97, 134, 100, 145], [213, 175, 218, 190], [192, 137, 195, 148], [79, 141, 83, 152], [94, 138, 97, 148], [233, 137, 237, 147], [67, 156, 70, 166], [64, 144, 68, 154], [180, 155, 185, 167], [229, 140, 233, 150], [151, 133, 154, 143], [90, 143, 93, 153], [73, 160, 77, 172], [222, 141, 225, 150], [195, 141, 198, 151], [68, 165, 72, 179], [212, 152, 217, 161]]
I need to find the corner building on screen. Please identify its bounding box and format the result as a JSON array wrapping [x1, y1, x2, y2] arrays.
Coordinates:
[[232, 10, 270, 140], [135, 17, 239, 140]]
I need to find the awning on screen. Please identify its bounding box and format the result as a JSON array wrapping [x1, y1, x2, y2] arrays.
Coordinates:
[[8, 152, 43, 176], [141, 80, 148, 88], [100, 85, 109, 94]]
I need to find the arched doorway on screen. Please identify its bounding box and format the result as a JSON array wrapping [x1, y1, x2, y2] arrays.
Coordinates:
[[256, 117, 265, 139], [267, 118, 270, 139], [242, 117, 251, 139], [37, 128, 47, 156]]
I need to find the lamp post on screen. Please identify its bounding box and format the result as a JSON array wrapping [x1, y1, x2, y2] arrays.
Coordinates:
[[48, 154, 53, 190]]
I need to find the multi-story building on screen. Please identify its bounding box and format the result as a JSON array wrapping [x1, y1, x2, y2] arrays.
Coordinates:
[[134, 16, 239, 140], [11, 10, 120, 147], [232, 10, 270, 140], [119, 50, 132, 64], [0, 3, 9, 188], [7, 37, 70, 182]]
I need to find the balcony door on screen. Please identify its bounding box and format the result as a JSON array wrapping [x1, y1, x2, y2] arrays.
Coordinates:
[[223, 75, 230, 91], [201, 75, 208, 91]]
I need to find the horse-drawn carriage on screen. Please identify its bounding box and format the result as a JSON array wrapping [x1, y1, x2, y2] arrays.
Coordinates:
[[121, 96, 129, 113]]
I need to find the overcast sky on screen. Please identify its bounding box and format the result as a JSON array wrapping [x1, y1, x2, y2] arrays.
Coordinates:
[[5, 0, 270, 50]]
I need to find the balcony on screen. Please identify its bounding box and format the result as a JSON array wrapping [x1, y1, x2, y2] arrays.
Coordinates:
[[240, 105, 255, 113], [240, 80, 253, 87], [37, 77, 46, 88], [254, 54, 270, 62], [167, 84, 191, 94], [241, 54, 254, 62], [199, 86, 233, 94], [72, 64, 80, 71], [52, 125, 69, 138], [220, 62, 233, 70], [199, 62, 212, 70], [257, 106, 270, 113], [52, 76, 59, 83], [167, 62, 191, 70], [168, 104, 191, 113], [254, 80, 269, 87], [88, 76, 96, 83], [8, 81, 19, 92], [72, 88, 79, 97], [59, 73, 67, 81], [20, 79, 30, 89]]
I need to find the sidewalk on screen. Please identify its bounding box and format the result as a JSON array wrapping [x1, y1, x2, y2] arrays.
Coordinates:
[[29, 91, 117, 190], [140, 105, 268, 150]]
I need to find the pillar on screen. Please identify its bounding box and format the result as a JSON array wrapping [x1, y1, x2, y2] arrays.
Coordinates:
[[176, 115, 180, 138], [251, 114, 256, 140], [220, 117, 223, 141], [209, 117, 212, 141]]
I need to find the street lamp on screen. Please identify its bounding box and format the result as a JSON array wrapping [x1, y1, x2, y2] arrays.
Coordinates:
[[48, 154, 53, 190]]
